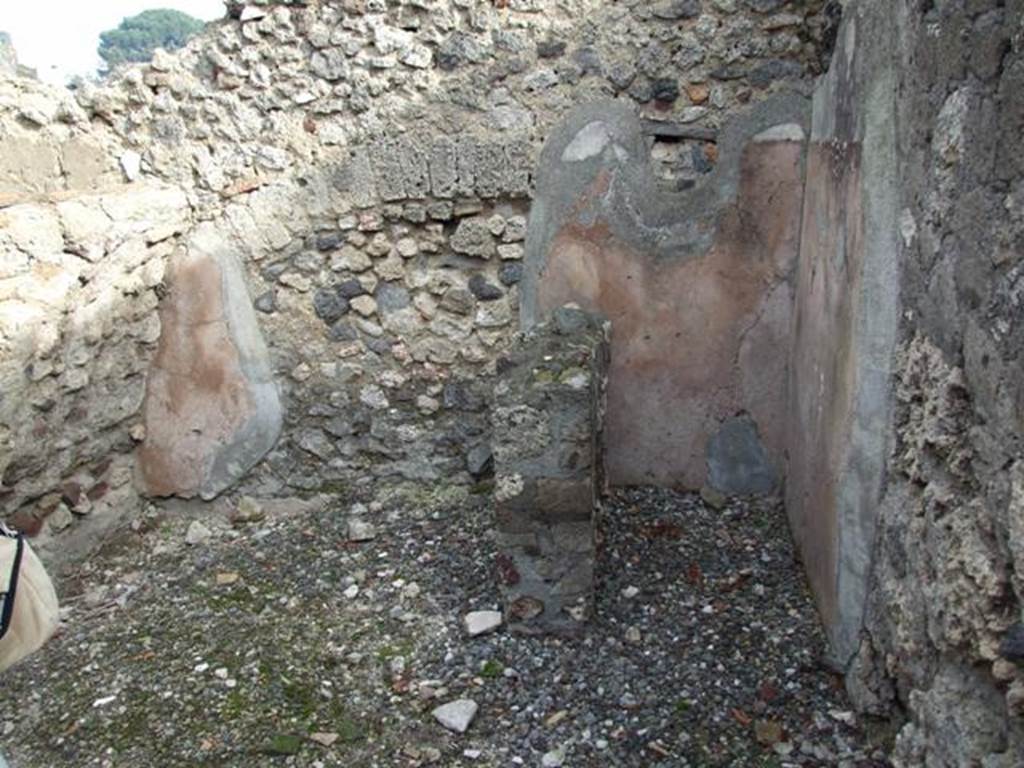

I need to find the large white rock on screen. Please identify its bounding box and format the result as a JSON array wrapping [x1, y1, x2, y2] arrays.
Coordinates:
[[347, 519, 377, 542], [432, 699, 478, 734], [463, 611, 503, 637], [185, 521, 212, 546]]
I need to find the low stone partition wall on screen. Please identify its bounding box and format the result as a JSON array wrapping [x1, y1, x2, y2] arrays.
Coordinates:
[[492, 305, 608, 634]]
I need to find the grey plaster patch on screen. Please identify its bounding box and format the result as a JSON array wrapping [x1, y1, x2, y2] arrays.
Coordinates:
[[561, 121, 610, 162], [198, 223, 284, 500], [706, 414, 777, 495], [753, 123, 806, 142]]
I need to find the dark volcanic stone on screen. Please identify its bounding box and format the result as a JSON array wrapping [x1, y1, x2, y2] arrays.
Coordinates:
[[376, 282, 411, 313], [1000, 623, 1024, 663], [337, 279, 366, 299], [651, 77, 680, 103], [328, 320, 358, 342], [750, 59, 803, 89], [652, 0, 702, 20], [499, 263, 523, 286], [574, 46, 602, 75], [262, 260, 289, 281], [313, 287, 350, 324], [537, 39, 566, 59], [254, 290, 277, 314], [710, 65, 748, 81], [364, 336, 393, 356], [466, 443, 493, 478], [315, 231, 345, 251], [443, 380, 486, 412], [469, 274, 503, 301]]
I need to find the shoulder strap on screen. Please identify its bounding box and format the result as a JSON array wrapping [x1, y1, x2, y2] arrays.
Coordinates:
[[0, 534, 25, 642]]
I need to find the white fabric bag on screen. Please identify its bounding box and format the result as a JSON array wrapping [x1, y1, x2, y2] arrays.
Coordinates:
[[0, 524, 59, 672]]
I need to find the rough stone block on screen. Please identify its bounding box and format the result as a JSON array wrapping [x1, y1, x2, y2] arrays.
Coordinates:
[[473, 139, 507, 198], [334, 149, 377, 209], [492, 306, 608, 634], [399, 138, 431, 199], [455, 135, 479, 198], [503, 138, 533, 197], [370, 137, 407, 201], [428, 137, 458, 199]]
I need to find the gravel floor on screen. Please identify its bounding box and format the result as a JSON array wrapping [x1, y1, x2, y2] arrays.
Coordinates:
[[0, 486, 891, 767]]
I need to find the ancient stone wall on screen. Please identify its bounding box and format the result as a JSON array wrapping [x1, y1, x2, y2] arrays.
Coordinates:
[[0, 0, 832, 554], [0, 75, 191, 561], [787, 0, 1024, 764], [856, 0, 1024, 764]]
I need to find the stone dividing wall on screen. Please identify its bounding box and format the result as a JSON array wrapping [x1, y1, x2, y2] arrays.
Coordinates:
[[1, 0, 833, 551], [521, 95, 807, 490], [492, 305, 608, 635], [786, 0, 1024, 765]]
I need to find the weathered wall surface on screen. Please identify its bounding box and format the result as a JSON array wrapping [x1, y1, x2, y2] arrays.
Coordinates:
[[788, 0, 1024, 765], [0, 77, 123, 205], [1, 0, 833, 552], [0, 75, 194, 555], [522, 97, 807, 490], [785, 0, 900, 664], [852, 0, 1024, 764]]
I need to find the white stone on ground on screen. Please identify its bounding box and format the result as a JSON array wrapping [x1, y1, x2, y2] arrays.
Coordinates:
[[542, 745, 567, 767], [463, 610, 503, 637], [347, 519, 376, 542], [185, 521, 212, 545], [432, 699, 478, 733]]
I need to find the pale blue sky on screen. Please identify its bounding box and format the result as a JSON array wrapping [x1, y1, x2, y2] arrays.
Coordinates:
[[2, 0, 224, 83]]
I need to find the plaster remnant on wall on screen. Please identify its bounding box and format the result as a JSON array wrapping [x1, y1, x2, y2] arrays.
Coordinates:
[[523, 96, 808, 488], [561, 121, 610, 163], [137, 222, 283, 500]]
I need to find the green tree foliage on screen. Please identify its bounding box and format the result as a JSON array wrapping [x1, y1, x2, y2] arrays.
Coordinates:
[[98, 9, 205, 71]]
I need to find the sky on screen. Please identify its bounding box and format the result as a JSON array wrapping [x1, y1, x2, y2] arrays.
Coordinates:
[[2, 0, 225, 84]]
